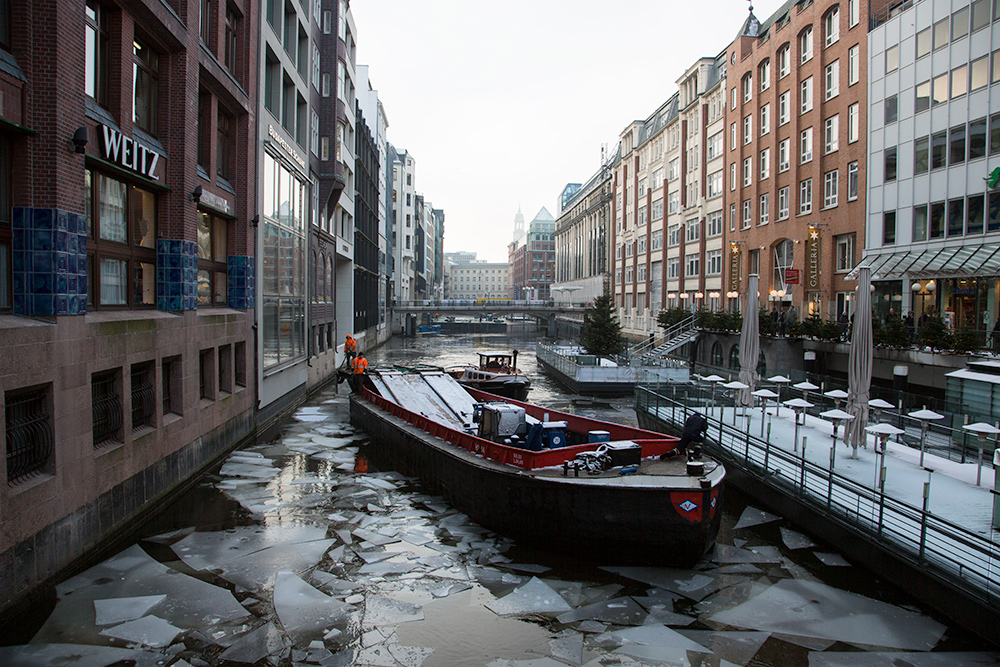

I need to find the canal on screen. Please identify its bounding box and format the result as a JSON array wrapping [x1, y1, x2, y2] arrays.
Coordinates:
[[4, 329, 998, 666]]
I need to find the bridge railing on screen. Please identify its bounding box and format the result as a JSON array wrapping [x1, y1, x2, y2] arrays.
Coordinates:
[[392, 299, 587, 310]]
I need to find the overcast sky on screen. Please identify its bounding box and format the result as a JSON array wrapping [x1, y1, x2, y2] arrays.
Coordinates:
[[351, 0, 788, 264]]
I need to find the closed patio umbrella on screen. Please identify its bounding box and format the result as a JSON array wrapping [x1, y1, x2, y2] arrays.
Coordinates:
[[845, 267, 873, 459], [738, 274, 760, 408]]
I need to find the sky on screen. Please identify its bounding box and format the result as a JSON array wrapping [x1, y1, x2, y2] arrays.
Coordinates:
[[351, 0, 789, 264]]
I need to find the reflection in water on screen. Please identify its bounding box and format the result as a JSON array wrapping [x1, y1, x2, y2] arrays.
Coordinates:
[[3, 329, 994, 666]]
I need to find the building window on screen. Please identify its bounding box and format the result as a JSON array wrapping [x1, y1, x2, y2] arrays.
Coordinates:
[[760, 148, 770, 180], [953, 6, 970, 40], [824, 115, 839, 153], [778, 186, 790, 219], [973, 0, 991, 31], [933, 18, 949, 51], [933, 73, 948, 106], [667, 258, 680, 279], [825, 61, 839, 100], [824, 7, 839, 46], [201, 0, 213, 43], [199, 348, 215, 400], [133, 38, 159, 136], [85, 1, 109, 107], [883, 211, 896, 245], [668, 224, 680, 246], [824, 169, 839, 207], [951, 124, 967, 165], [162, 355, 182, 416], [800, 26, 813, 63], [85, 170, 157, 308], [916, 27, 931, 58], [707, 249, 722, 276], [849, 0, 859, 26], [915, 80, 931, 112], [914, 136, 929, 174], [130, 361, 155, 431], [971, 55, 989, 91], [0, 134, 9, 311], [261, 152, 307, 368], [742, 200, 752, 228], [778, 91, 790, 125], [224, 4, 240, 76], [743, 157, 752, 186], [686, 218, 700, 243], [883, 147, 897, 182], [5, 385, 54, 484], [885, 45, 899, 73], [800, 179, 813, 214], [835, 234, 855, 272], [848, 44, 859, 85], [743, 73, 753, 102], [760, 104, 770, 136], [885, 95, 898, 124], [197, 212, 229, 307], [217, 108, 234, 181], [760, 193, 770, 225], [686, 253, 700, 277], [801, 77, 813, 113], [760, 60, 770, 91], [707, 211, 723, 237], [848, 103, 859, 142], [971, 117, 987, 160], [743, 115, 752, 144], [848, 161, 859, 200], [778, 44, 790, 78], [778, 138, 790, 171], [932, 129, 947, 169], [800, 127, 813, 163], [91, 368, 123, 448], [952, 64, 969, 98], [218, 344, 233, 395]]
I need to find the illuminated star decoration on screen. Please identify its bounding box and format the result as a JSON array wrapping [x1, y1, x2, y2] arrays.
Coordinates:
[[809, 229, 820, 240]]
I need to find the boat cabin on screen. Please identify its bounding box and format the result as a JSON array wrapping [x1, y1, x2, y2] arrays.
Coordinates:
[[478, 352, 517, 373]]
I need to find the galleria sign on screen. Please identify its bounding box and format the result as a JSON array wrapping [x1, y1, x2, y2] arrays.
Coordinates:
[[99, 124, 163, 180]]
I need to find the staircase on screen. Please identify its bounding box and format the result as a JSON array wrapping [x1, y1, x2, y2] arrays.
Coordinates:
[[628, 316, 697, 366]]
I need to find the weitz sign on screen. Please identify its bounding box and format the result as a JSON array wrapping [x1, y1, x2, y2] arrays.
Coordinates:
[[99, 124, 163, 180]]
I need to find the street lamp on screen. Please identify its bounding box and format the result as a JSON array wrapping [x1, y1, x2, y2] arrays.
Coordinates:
[[869, 398, 896, 423], [768, 375, 791, 416], [866, 423, 905, 494], [784, 398, 814, 452], [963, 422, 1000, 486], [824, 389, 849, 410], [908, 408, 945, 467], [793, 381, 820, 418], [753, 389, 779, 437], [702, 374, 726, 416], [820, 408, 855, 463], [723, 380, 750, 424]]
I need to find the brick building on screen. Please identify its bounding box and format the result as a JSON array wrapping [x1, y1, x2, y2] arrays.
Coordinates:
[[508, 206, 556, 300], [1, 0, 257, 611], [724, 0, 890, 320]]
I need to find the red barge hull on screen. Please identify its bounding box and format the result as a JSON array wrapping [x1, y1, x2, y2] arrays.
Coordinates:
[[350, 385, 724, 567]]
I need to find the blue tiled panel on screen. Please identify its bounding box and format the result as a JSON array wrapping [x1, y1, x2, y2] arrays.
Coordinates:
[[227, 255, 255, 309], [157, 239, 197, 311], [11, 207, 88, 316]]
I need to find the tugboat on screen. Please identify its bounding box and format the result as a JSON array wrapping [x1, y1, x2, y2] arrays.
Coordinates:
[[446, 350, 531, 401], [350, 367, 724, 566]]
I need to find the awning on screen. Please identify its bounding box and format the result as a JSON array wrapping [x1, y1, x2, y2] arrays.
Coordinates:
[[846, 242, 1000, 281]]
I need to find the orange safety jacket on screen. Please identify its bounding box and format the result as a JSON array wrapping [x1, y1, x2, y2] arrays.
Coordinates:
[[345, 337, 357, 352], [351, 356, 368, 374]]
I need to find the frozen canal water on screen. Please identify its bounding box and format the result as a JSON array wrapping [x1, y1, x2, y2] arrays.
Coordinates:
[[4, 331, 1000, 666]]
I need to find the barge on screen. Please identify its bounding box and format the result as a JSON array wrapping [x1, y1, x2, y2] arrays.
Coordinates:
[[535, 344, 636, 396], [350, 368, 724, 566]]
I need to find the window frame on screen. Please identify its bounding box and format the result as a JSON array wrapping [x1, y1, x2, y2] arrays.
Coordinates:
[[132, 36, 160, 136]]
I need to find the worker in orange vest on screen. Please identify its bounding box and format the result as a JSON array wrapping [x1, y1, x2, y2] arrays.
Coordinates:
[[344, 335, 357, 366], [350, 353, 368, 392]]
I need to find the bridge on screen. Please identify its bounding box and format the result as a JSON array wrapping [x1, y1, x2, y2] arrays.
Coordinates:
[[391, 300, 588, 337]]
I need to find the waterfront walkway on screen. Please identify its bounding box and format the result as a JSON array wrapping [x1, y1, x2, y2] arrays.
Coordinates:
[[637, 384, 1000, 614]]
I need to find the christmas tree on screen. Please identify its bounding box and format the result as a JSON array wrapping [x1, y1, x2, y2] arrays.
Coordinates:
[[582, 289, 623, 358]]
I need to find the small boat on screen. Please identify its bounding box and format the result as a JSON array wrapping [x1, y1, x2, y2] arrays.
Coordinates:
[[415, 323, 442, 335], [350, 368, 725, 566], [446, 351, 531, 401]]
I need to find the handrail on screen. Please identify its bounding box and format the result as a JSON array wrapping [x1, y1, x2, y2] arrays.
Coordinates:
[[628, 316, 696, 361], [635, 384, 1000, 611]]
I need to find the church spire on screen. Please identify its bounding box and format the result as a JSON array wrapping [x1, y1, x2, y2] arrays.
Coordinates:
[[740, 0, 760, 37]]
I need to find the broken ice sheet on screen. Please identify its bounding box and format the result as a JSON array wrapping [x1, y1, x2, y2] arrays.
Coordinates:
[[575, 620, 607, 633], [613, 643, 739, 666], [606, 624, 709, 651], [602, 566, 721, 601], [217, 622, 286, 664], [555, 596, 648, 626], [35, 545, 248, 645], [549, 632, 583, 665], [733, 506, 782, 530], [814, 552, 851, 567], [809, 652, 1000, 666], [274, 571, 353, 647], [486, 659, 571, 667], [780, 527, 817, 550], [99, 615, 182, 648], [707, 579, 946, 651], [388, 643, 435, 667], [0, 643, 167, 667], [364, 594, 424, 628], [93, 594, 166, 626], [677, 630, 771, 666], [486, 577, 572, 616], [714, 544, 783, 564]]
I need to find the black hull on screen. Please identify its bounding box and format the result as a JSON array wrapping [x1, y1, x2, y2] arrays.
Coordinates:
[[351, 395, 722, 567], [455, 378, 530, 402]]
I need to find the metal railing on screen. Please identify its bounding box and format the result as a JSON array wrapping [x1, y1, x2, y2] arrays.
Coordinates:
[[635, 381, 1000, 609], [536, 344, 638, 383], [5, 387, 53, 484]]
